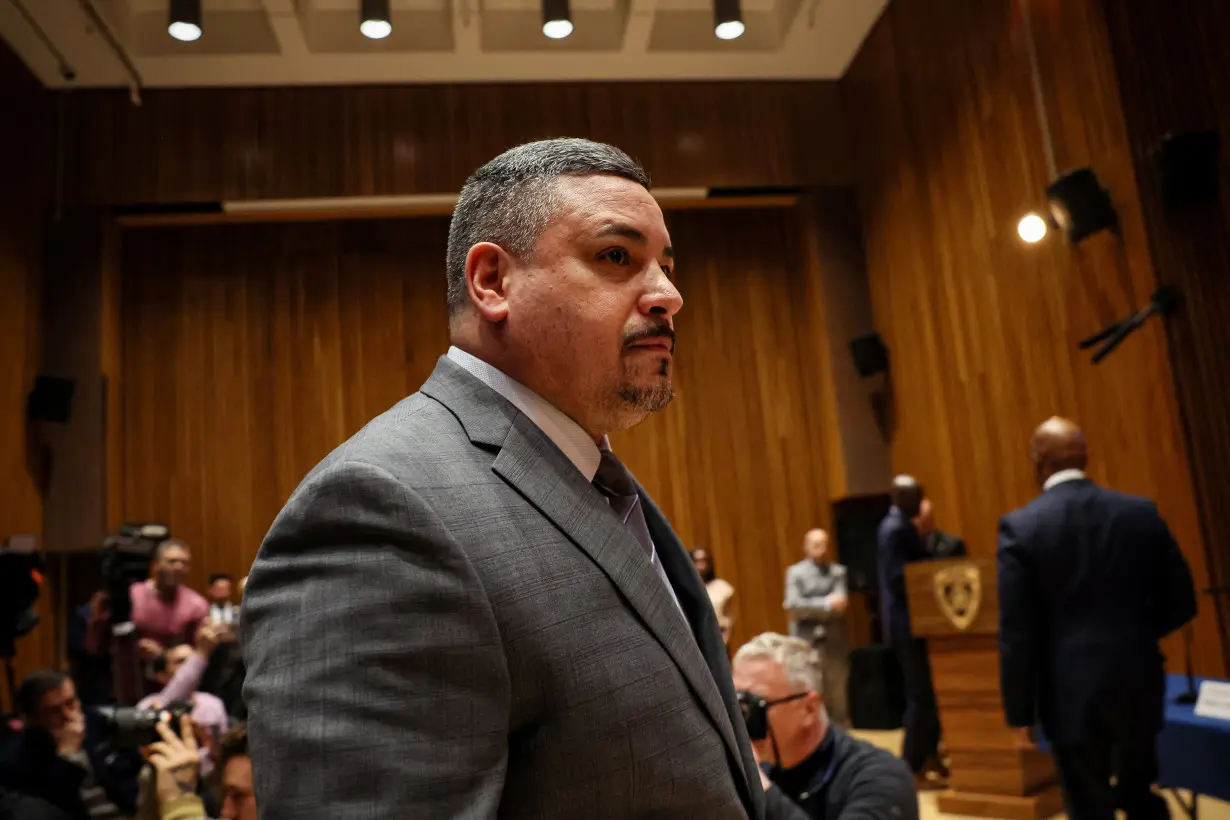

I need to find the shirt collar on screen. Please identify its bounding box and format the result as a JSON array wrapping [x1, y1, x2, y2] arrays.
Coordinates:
[[446, 346, 604, 481], [1044, 468, 1088, 491]]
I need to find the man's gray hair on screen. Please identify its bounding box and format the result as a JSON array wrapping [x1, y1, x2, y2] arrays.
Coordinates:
[[733, 633, 824, 695], [444, 138, 651, 315]]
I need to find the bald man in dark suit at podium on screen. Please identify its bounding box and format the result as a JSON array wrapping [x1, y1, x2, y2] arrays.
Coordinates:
[[997, 417, 1197, 820]]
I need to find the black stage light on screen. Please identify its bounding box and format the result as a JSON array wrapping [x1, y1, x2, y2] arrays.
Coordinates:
[[1045, 167, 1119, 243]]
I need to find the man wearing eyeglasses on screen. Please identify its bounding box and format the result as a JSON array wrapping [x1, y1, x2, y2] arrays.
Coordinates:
[[732, 633, 917, 820]]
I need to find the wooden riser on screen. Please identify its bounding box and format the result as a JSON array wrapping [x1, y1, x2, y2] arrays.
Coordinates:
[[937, 784, 1066, 820]]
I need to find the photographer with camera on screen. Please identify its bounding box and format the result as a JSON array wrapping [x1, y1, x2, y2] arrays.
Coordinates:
[[0, 670, 143, 819], [137, 627, 229, 776], [733, 634, 917, 820], [140, 718, 254, 820]]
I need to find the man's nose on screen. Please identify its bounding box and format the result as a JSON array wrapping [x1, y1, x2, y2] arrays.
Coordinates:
[[641, 269, 683, 318]]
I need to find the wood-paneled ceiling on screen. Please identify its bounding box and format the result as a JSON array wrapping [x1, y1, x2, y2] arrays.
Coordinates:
[[0, 0, 885, 87]]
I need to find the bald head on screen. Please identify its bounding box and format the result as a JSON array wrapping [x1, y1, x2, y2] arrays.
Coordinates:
[[890, 475, 924, 518], [803, 529, 830, 564], [1030, 417, 1088, 486]]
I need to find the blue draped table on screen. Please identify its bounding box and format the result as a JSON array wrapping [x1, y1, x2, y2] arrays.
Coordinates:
[[1155, 675, 1230, 806], [1037, 674, 1230, 816]]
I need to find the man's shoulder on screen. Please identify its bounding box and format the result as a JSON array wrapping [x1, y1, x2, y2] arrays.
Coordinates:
[[876, 513, 898, 541], [182, 586, 210, 611], [832, 729, 914, 787], [301, 392, 481, 488]]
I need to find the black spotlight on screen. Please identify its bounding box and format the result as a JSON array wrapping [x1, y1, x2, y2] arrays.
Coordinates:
[[713, 0, 744, 39], [360, 0, 392, 38], [1045, 167, 1119, 243], [541, 0, 573, 38], [168, 0, 202, 41], [1157, 131, 1221, 210]]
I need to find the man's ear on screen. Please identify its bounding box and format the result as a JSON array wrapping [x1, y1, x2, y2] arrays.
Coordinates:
[[465, 242, 511, 323], [806, 691, 825, 723]]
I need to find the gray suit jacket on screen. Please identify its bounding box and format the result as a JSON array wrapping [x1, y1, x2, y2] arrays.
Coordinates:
[[242, 357, 764, 819]]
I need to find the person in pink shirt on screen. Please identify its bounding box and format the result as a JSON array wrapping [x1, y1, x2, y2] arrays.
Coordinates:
[[129, 539, 210, 661], [89, 539, 211, 702], [138, 624, 230, 776]]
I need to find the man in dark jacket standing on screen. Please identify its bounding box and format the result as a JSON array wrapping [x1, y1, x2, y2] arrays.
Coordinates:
[[998, 417, 1197, 820], [733, 633, 917, 820], [876, 475, 945, 786]]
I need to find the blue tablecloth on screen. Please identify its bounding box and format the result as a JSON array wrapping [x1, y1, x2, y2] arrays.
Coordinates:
[[1155, 675, 1230, 802], [1035, 675, 1230, 802]]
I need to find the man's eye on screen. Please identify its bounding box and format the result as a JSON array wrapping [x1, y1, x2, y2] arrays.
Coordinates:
[[600, 248, 630, 265]]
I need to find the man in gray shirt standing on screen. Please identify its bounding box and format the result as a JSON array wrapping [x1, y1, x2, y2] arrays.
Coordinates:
[[783, 529, 850, 728]]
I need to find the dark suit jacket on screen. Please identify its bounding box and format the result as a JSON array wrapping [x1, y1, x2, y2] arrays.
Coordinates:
[[876, 508, 927, 643], [997, 479, 1197, 743], [243, 357, 763, 819]]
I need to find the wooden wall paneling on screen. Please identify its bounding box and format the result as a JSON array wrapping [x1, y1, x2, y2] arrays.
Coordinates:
[[70, 82, 850, 206], [40, 214, 113, 556], [0, 39, 58, 705], [1101, 0, 1230, 656], [116, 206, 839, 651], [842, 0, 1226, 674]]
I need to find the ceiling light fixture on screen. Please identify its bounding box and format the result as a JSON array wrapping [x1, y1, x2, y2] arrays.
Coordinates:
[[1017, 212, 1048, 244], [713, 0, 744, 39], [542, 0, 573, 38], [360, 0, 393, 39], [168, 0, 202, 41]]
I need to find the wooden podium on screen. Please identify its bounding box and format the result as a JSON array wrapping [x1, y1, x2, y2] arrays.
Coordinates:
[[904, 557, 1064, 819]]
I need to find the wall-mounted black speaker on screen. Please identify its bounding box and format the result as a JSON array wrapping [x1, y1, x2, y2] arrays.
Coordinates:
[[849, 332, 889, 378], [27, 376, 75, 424], [1158, 131, 1221, 209]]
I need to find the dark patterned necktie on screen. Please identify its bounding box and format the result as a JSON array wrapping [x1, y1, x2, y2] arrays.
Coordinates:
[[593, 448, 655, 560]]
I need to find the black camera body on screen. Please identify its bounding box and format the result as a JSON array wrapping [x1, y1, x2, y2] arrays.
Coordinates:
[[95, 700, 192, 747], [100, 523, 169, 627], [0, 535, 43, 661]]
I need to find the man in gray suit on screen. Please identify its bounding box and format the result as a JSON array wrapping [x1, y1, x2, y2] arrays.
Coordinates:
[[783, 529, 849, 728], [242, 138, 764, 819]]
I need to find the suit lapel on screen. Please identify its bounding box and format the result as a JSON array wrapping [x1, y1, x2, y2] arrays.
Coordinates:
[[424, 357, 753, 804], [492, 418, 748, 774], [641, 494, 757, 807]]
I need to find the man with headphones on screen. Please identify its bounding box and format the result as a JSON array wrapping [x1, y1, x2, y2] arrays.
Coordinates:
[[733, 633, 917, 820]]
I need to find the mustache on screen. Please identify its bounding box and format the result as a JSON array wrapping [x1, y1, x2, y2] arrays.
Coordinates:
[[623, 324, 676, 351]]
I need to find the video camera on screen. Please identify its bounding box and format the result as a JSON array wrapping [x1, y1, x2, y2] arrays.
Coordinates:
[[95, 701, 192, 747], [100, 523, 170, 631], [0, 535, 43, 661]]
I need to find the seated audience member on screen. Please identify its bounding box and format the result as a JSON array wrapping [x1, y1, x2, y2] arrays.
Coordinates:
[[0, 670, 142, 820], [912, 497, 967, 560], [0, 788, 75, 820], [68, 592, 114, 706], [733, 633, 917, 820], [142, 719, 253, 820], [206, 575, 237, 626], [198, 642, 246, 723], [690, 547, 736, 646]]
